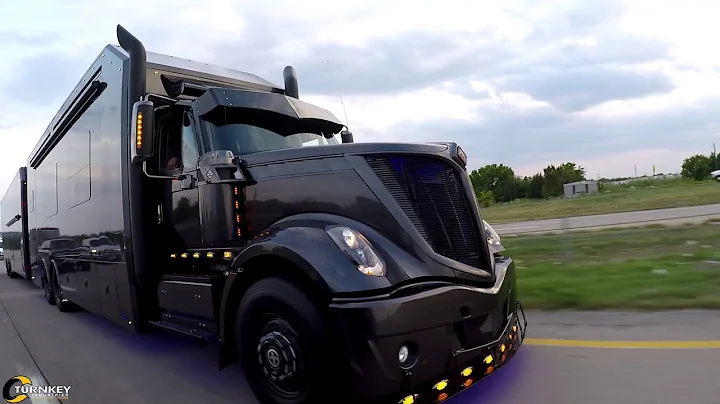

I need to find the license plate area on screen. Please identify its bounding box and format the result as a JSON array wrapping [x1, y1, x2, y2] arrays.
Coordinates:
[[454, 298, 509, 349], [394, 304, 528, 404]]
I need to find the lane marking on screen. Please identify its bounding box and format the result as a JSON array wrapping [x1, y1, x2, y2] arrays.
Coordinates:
[[524, 338, 720, 349]]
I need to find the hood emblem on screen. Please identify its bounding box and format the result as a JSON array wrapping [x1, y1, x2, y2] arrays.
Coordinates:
[[206, 169, 214, 179]]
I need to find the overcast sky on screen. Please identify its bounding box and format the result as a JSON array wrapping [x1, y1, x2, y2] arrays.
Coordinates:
[[1, 0, 719, 197]]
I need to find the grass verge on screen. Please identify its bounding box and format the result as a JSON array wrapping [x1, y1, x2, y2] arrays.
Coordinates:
[[481, 179, 720, 223], [506, 223, 720, 310]]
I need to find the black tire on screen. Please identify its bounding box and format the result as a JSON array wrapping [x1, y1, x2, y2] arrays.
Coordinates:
[[44, 273, 56, 306], [7, 264, 18, 279], [236, 278, 342, 404], [52, 269, 71, 312], [715, 176, 720, 182]]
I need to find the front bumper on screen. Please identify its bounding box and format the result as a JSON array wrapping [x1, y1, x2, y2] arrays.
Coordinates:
[[402, 306, 527, 404], [330, 259, 526, 403]]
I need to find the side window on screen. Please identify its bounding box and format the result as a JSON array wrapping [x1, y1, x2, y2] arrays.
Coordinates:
[[181, 112, 200, 173]]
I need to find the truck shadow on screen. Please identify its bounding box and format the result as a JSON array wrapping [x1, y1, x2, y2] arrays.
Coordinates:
[[12, 279, 253, 403], [18, 278, 530, 404]]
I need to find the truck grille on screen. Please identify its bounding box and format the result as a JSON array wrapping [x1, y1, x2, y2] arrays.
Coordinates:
[[366, 155, 487, 270]]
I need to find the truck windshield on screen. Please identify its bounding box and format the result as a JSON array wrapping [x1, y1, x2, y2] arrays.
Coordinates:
[[202, 121, 340, 155]]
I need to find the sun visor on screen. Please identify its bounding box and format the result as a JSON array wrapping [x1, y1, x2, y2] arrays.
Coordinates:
[[196, 88, 344, 136]]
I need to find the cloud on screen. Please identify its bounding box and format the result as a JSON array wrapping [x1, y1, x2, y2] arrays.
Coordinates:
[[496, 67, 675, 112], [2, 0, 720, 198], [1, 52, 91, 105], [362, 94, 720, 178]]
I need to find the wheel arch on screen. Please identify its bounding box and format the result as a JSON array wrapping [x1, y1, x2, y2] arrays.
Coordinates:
[[217, 252, 333, 370]]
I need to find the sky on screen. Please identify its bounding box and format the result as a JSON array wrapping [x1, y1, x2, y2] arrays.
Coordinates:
[[1, 0, 720, 196]]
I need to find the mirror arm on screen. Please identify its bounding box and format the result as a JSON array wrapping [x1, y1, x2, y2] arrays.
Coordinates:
[[142, 161, 182, 180]]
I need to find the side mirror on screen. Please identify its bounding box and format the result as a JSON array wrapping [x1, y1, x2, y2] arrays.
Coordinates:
[[341, 130, 354, 144], [131, 100, 156, 164]]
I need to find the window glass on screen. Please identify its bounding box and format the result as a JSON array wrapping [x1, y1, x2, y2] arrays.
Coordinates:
[[181, 114, 200, 172]]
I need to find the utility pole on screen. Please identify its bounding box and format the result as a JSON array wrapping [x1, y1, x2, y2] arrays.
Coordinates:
[[634, 164, 637, 178], [714, 143, 717, 170]]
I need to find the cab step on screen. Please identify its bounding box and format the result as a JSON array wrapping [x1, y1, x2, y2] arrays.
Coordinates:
[[149, 316, 218, 342]]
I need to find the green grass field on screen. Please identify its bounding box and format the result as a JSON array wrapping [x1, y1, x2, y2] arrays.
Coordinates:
[[505, 222, 720, 310], [481, 178, 720, 223]]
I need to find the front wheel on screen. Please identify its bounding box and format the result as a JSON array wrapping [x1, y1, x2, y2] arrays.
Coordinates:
[[236, 278, 343, 404]]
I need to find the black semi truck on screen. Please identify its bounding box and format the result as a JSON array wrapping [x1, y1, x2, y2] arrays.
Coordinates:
[[1, 167, 31, 279], [19, 24, 526, 404]]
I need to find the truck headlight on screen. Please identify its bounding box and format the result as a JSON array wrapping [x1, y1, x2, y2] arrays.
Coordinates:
[[326, 226, 386, 277], [483, 220, 501, 246]]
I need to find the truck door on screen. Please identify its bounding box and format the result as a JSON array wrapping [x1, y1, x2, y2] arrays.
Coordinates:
[[170, 110, 202, 248]]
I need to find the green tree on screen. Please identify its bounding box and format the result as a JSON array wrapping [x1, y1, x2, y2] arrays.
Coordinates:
[[540, 162, 586, 198], [516, 174, 544, 200], [469, 164, 518, 203], [476, 190, 495, 208], [709, 149, 718, 172], [681, 154, 712, 181], [527, 174, 545, 199]]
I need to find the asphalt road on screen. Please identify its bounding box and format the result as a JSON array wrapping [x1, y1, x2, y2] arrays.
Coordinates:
[[492, 203, 720, 235], [1, 275, 719, 404]]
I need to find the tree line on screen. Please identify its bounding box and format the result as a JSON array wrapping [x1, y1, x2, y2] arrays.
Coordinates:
[[469, 162, 586, 207], [681, 148, 719, 181], [471, 148, 719, 208]]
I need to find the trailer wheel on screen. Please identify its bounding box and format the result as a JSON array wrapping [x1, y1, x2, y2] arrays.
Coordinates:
[[236, 277, 339, 404], [7, 264, 18, 279], [52, 269, 72, 312], [43, 272, 56, 306]]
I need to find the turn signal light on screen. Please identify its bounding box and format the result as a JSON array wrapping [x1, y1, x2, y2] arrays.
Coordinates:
[[485, 366, 494, 375], [136, 112, 143, 148], [432, 380, 448, 391], [398, 394, 417, 404], [462, 378, 473, 388], [437, 392, 449, 402], [460, 366, 473, 377]]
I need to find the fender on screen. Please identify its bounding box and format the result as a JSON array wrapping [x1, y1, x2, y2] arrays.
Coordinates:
[[217, 213, 425, 369]]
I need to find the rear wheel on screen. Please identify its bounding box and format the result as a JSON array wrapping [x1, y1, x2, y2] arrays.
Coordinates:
[[7, 264, 18, 279], [52, 270, 72, 312], [44, 272, 56, 306], [236, 277, 341, 404]]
